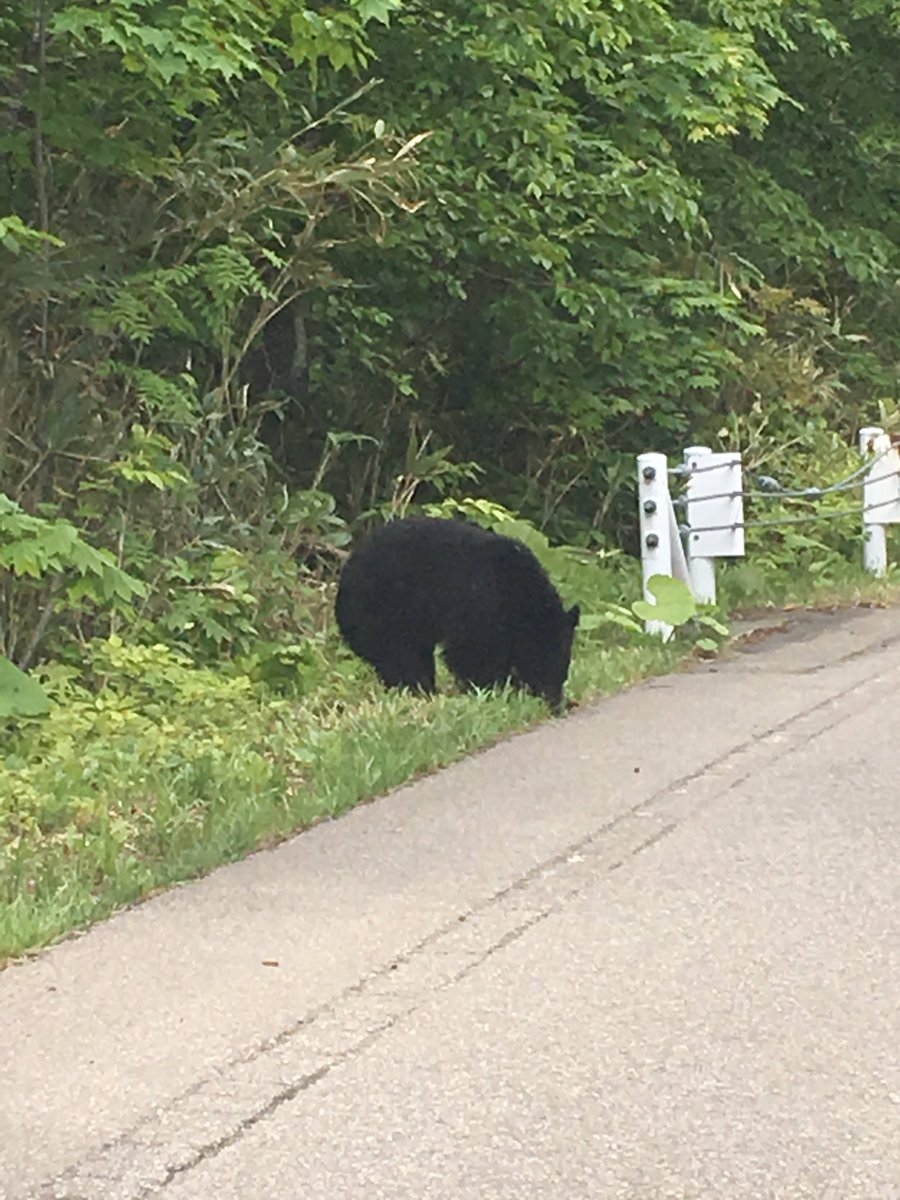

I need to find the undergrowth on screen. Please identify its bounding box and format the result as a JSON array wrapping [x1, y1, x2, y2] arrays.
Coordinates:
[[2, 485, 899, 965], [0, 621, 677, 963]]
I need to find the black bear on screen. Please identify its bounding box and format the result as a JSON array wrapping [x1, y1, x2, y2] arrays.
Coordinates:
[[335, 516, 579, 711]]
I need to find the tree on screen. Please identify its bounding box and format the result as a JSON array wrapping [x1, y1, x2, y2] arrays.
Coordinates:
[[276, 0, 897, 541]]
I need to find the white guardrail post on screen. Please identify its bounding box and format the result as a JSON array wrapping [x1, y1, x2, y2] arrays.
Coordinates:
[[859, 425, 900, 576], [639, 428, 895, 610], [682, 445, 717, 604], [682, 445, 745, 603], [637, 452, 674, 639]]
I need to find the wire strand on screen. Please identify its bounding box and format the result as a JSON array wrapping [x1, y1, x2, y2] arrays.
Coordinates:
[[675, 467, 900, 508], [669, 444, 894, 492], [668, 457, 741, 477], [682, 492, 900, 537]]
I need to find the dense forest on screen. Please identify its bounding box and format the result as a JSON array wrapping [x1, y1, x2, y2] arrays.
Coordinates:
[[2, 0, 899, 654], [1, 1, 899, 954]]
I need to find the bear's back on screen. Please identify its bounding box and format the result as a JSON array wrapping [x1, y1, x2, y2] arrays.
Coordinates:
[[340, 517, 562, 617], [349, 516, 501, 575]]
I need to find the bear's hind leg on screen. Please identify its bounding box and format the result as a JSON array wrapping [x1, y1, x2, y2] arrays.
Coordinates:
[[370, 643, 436, 695], [442, 636, 510, 694]]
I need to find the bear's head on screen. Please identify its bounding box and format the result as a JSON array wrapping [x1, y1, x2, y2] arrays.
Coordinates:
[[514, 603, 580, 713]]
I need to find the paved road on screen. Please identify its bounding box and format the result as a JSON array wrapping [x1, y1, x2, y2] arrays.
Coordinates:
[[2, 608, 900, 1199]]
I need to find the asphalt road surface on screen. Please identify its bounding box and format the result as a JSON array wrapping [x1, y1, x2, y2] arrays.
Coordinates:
[[2, 607, 899, 1199]]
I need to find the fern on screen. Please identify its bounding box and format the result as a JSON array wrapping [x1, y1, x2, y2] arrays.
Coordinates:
[[197, 243, 271, 303], [90, 265, 199, 342], [98, 360, 199, 425]]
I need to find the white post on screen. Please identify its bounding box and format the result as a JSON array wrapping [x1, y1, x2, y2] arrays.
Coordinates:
[[637, 452, 673, 640], [683, 445, 718, 605], [860, 426, 888, 576], [667, 499, 694, 592]]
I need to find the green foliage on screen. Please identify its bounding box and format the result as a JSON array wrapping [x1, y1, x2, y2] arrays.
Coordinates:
[[0, 0, 426, 677], [50, 0, 402, 99], [629, 575, 730, 652], [0, 493, 144, 664], [633, 576, 697, 627], [0, 657, 50, 718], [0, 215, 63, 255], [710, 404, 877, 589], [0, 639, 295, 958], [4, 0, 898, 559], [282, 0, 896, 541], [0, 495, 137, 596]]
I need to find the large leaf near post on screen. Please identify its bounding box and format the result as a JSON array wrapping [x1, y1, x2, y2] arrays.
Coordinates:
[[0, 656, 51, 718], [632, 575, 697, 627]]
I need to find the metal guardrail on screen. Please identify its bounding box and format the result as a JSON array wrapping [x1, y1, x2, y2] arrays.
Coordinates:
[[636, 425, 900, 637]]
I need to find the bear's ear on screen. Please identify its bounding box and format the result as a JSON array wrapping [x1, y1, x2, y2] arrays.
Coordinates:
[[568, 604, 580, 629]]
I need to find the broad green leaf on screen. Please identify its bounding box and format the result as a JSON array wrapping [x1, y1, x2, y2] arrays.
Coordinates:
[[0, 657, 50, 718], [353, 0, 400, 23], [632, 576, 697, 627]]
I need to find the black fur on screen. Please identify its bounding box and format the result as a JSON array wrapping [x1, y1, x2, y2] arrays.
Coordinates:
[[335, 517, 579, 710]]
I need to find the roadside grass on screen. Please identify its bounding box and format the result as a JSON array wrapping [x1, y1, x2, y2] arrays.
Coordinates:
[[0, 624, 677, 963], [719, 548, 900, 612], [2, 556, 898, 965]]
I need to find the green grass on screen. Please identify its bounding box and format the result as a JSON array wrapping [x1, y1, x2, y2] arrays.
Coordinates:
[[721, 553, 900, 613], [0, 627, 678, 963], [2, 558, 898, 966]]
